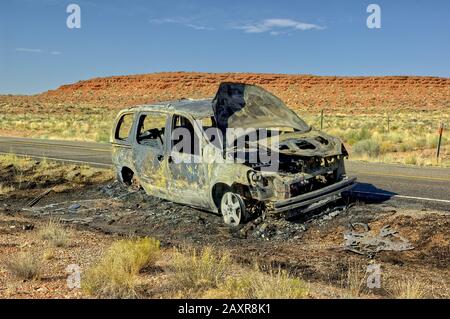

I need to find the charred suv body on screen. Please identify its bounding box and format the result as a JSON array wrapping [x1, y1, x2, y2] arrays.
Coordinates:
[[111, 83, 356, 226]]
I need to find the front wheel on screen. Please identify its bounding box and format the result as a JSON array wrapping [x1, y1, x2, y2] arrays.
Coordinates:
[[220, 192, 249, 226]]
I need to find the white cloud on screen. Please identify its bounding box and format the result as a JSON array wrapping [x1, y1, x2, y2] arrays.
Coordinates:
[[185, 24, 213, 31], [235, 18, 325, 34], [149, 18, 180, 24], [15, 48, 44, 53], [15, 48, 62, 55], [149, 17, 214, 31]]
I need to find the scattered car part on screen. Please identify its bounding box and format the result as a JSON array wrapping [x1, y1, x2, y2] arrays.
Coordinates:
[[344, 223, 414, 257]]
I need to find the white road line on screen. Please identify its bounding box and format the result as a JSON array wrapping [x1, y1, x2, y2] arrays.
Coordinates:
[[352, 191, 450, 204]]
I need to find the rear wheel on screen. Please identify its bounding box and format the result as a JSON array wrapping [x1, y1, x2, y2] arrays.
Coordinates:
[[220, 192, 248, 226], [129, 175, 141, 191], [119, 167, 141, 190]]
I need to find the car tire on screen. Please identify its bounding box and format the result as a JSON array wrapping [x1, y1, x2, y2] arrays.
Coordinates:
[[220, 192, 249, 226], [129, 175, 141, 191]]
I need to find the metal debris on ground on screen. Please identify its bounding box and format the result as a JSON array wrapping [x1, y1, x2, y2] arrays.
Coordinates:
[[343, 223, 414, 257], [235, 204, 349, 240], [100, 181, 143, 201], [236, 213, 307, 240], [68, 203, 81, 212], [26, 187, 54, 207], [21, 199, 99, 215], [22, 224, 34, 231]]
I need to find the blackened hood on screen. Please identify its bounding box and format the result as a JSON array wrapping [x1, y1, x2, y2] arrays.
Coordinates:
[[212, 83, 310, 133]]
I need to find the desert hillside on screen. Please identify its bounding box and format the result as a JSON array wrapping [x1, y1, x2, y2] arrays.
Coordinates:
[[1, 72, 449, 168], [2, 72, 450, 114]]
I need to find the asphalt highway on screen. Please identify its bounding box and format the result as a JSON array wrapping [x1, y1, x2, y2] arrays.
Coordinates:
[[1, 136, 449, 209]]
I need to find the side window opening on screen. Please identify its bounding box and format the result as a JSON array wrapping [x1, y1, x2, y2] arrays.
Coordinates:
[[171, 115, 200, 156], [202, 116, 223, 148], [115, 113, 134, 141], [201, 116, 215, 130], [136, 113, 166, 149]]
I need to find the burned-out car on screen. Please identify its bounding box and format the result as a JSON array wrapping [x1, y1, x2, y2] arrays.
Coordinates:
[[111, 83, 356, 226]]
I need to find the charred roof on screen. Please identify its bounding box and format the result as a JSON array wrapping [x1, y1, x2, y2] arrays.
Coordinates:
[[126, 98, 214, 118]]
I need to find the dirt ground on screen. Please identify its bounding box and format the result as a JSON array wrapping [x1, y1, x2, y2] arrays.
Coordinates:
[[1, 160, 449, 299]]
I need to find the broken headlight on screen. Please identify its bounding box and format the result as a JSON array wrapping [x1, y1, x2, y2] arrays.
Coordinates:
[[247, 171, 268, 188]]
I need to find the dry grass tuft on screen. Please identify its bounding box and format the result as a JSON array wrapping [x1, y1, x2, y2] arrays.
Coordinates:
[[388, 276, 428, 299], [171, 246, 231, 291], [0, 154, 34, 170], [206, 266, 309, 299], [6, 251, 42, 280], [39, 220, 70, 247], [0, 184, 15, 195], [342, 262, 367, 298], [42, 248, 55, 261], [82, 237, 160, 298]]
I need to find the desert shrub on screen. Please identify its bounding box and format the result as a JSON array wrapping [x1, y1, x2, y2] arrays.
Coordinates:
[[208, 267, 308, 299], [384, 132, 404, 144], [171, 246, 231, 291], [345, 127, 372, 145], [342, 262, 366, 298], [380, 141, 395, 154], [95, 130, 111, 143], [39, 220, 69, 247], [82, 237, 160, 298], [415, 136, 427, 148], [0, 154, 33, 170], [83, 259, 137, 298], [352, 139, 381, 157], [388, 276, 427, 299], [404, 155, 418, 165], [6, 252, 42, 280], [106, 237, 161, 274], [426, 134, 447, 148], [0, 184, 15, 195]]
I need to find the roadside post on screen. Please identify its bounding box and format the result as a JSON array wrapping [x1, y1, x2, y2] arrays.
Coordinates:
[[436, 122, 444, 161]]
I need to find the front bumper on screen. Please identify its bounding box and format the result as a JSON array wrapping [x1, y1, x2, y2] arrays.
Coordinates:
[[273, 177, 357, 213]]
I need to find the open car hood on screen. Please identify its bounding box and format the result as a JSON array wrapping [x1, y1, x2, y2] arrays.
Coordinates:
[[212, 83, 310, 133]]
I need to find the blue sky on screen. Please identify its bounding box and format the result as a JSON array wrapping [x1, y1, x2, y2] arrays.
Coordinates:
[[1, 0, 449, 94]]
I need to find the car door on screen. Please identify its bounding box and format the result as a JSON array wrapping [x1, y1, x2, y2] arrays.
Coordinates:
[[132, 111, 169, 197], [167, 113, 210, 208], [111, 111, 136, 170]]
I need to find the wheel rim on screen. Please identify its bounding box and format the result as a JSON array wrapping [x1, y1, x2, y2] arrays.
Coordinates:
[[221, 192, 243, 226], [130, 175, 141, 190]]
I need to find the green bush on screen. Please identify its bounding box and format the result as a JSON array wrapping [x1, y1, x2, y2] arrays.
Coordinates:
[[345, 127, 371, 145], [352, 139, 381, 157]]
